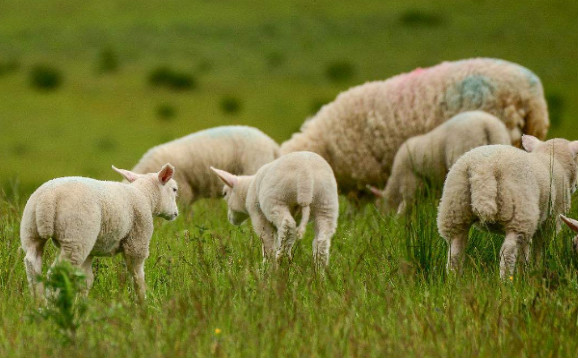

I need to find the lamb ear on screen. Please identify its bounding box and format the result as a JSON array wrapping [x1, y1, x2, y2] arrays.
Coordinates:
[[366, 184, 385, 198], [569, 141, 578, 156], [521, 134, 541, 152], [560, 214, 578, 233], [210, 167, 238, 188], [158, 163, 175, 185], [112, 165, 141, 183]]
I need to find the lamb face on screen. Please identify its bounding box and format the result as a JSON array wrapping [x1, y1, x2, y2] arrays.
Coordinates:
[[156, 165, 179, 221], [211, 167, 250, 225], [114, 163, 179, 221], [222, 185, 249, 225]]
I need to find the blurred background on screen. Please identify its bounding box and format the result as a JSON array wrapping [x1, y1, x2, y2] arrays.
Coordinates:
[[0, 0, 576, 196]]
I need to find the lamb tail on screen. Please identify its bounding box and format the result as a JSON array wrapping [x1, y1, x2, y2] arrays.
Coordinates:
[[35, 192, 56, 239], [469, 169, 499, 222]]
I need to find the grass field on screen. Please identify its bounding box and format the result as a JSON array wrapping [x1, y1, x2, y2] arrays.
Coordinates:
[[2, 191, 578, 357], [1, 0, 578, 357]]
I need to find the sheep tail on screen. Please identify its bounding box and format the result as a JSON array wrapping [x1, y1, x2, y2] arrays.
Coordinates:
[[469, 169, 499, 222], [35, 192, 57, 239], [296, 170, 314, 238]]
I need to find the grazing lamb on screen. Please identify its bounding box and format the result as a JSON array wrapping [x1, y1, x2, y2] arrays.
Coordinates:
[[559, 214, 578, 254], [437, 135, 578, 278], [131, 125, 280, 203], [281, 58, 549, 194], [368, 111, 510, 214], [20, 164, 179, 303], [210, 151, 339, 268]]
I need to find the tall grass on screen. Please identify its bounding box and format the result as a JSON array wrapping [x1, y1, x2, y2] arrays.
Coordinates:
[[1, 189, 578, 357]]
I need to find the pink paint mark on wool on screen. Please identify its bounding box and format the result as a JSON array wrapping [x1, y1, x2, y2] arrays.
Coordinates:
[[410, 67, 425, 75]]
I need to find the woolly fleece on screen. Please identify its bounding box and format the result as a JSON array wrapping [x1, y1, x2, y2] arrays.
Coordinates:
[[281, 58, 549, 193], [20, 164, 178, 302], [211, 151, 338, 268], [437, 136, 578, 278], [373, 111, 510, 214], [132, 125, 280, 203]]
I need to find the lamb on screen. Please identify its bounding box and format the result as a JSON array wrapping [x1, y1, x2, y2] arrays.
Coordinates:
[[559, 214, 578, 254], [437, 135, 578, 278], [368, 111, 511, 214], [20, 164, 179, 303], [210, 151, 339, 268], [131, 125, 280, 203], [280, 58, 549, 194]]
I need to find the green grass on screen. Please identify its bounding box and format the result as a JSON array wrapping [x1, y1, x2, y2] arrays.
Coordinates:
[[2, 191, 578, 357]]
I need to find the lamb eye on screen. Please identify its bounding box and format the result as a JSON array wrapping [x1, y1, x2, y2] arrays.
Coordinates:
[[173, 188, 177, 193]]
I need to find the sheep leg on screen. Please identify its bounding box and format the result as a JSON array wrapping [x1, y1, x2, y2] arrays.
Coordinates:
[[313, 215, 337, 270], [251, 211, 275, 263], [23, 238, 46, 301], [398, 173, 422, 215], [446, 231, 468, 275], [124, 254, 147, 304], [500, 232, 523, 279], [80, 256, 94, 295], [268, 206, 297, 263]]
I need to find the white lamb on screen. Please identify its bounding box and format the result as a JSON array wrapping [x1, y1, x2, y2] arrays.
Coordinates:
[[131, 125, 280, 203], [20, 164, 179, 302], [281, 58, 549, 194], [437, 135, 578, 278], [210, 151, 339, 268], [368, 111, 510, 214]]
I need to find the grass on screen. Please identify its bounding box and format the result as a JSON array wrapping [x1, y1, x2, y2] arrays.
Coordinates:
[[2, 190, 578, 357], [1, 0, 578, 356]]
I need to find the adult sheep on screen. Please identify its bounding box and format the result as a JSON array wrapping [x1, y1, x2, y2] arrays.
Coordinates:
[[131, 125, 280, 203], [280, 58, 549, 194]]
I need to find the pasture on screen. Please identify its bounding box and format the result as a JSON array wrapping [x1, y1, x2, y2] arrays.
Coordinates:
[[1, 0, 578, 357]]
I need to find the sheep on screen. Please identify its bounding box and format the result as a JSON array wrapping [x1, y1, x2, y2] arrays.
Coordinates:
[[368, 111, 511, 214], [280, 58, 549, 195], [437, 135, 578, 278], [131, 125, 280, 203], [560, 214, 578, 254], [20, 164, 179, 303], [210, 151, 339, 268]]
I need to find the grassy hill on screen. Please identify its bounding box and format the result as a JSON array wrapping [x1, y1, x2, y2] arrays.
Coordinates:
[[0, 0, 577, 193]]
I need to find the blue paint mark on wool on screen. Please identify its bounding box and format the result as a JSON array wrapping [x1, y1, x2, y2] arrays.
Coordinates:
[[445, 75, 496, 111], [197, 126, 257, 139]]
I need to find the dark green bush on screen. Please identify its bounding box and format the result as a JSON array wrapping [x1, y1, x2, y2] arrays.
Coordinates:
[[220, 96, 242, 115], [148, 66, 196, 91], [97, 48, 119, 74], [325, 61, 355, 83], [399, 9, 444, 27], [30, 64, 62, 91], [156, 103, 177, 121]]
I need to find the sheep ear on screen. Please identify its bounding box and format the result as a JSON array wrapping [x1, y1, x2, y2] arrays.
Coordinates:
[[210, 167, 238, 188], [521, 134, 541, 152], [560, 214, 578, 233], [158, 163, 175, 185], [366, 184, 385, 198], [112, 165, 141, 183], [569, 141, 578, 156]]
